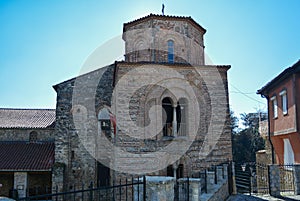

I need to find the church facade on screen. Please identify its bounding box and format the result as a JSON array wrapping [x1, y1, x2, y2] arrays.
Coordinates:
[[52, 14, 232, 190]]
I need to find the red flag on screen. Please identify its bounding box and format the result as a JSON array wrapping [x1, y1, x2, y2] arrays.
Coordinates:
[[109, 112, 117, 135]]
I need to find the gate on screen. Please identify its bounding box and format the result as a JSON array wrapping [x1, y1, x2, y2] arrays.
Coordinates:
[[235, 163, 252, 194], [255, 163, 269, 194], [279, 165, 295, 193], [235, 162, 270, 194]]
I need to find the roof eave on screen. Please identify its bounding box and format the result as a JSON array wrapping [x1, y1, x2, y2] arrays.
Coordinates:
[[123, 13, 206, 34], [257, 59, 300, 96]]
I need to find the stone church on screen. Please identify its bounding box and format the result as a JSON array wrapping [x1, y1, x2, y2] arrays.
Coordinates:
[[0, 14, 232, 196]]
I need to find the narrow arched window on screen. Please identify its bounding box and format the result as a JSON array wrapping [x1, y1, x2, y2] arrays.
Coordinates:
[[29, 131, 38, 143], [98, 108, 111, 131], [162, 97, 173, 136], [167, 40, 174, 63]]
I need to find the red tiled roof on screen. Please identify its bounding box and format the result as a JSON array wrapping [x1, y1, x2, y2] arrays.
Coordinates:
[[0, 141, 54, 171], [0, 108, 55, 129]]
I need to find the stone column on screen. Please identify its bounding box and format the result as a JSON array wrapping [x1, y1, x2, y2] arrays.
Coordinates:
[[223, 164, 228, 180], [14, 172, 28, 198], [293, 165, 300, 195], [172, 105, 177, 137], [173, 164, 178, 179], [269, 165, 280, 197], [206, 171, 215, 193], [217, 166, 223, 183], [177, 178, 201, 201], [135, 176, 175, 201]]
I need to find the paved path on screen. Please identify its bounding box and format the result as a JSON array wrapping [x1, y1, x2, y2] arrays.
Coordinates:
[[227, 194, 300, 201]]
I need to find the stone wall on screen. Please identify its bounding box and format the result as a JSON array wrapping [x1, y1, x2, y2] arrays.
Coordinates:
[[123, 16, 205, 66], [0, 128, 54, 142], [206, 181, 229, 201], [14, 172, 27, 198], [135, 176, 175, 201], [53, 64, 115, 190], [113, 62, 232, 174], [53, 61, 231, 188]]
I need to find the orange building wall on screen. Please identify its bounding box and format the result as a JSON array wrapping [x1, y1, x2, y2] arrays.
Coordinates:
[[296, 74, 300, 131], [268, 78, 296, 135], [271, 132, 300, 164]]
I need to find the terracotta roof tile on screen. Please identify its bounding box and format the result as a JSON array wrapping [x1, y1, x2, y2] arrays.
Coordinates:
[[0, 141, 54, 171], [0, 109, 55, 129]]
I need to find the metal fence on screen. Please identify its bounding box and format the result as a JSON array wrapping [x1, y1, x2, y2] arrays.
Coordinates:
[[17, 176, 146, 201], [279, 164, 295, 193], [256, 163, 269, 194], [235, 163, 298, 195]]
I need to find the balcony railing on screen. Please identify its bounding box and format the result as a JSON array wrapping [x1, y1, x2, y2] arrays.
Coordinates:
[[163, 123, 187, 137]]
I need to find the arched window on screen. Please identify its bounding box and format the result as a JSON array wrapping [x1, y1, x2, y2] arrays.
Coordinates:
[[167, 40, 174, 63], [98, 108, 111, 131], [177, 98, 188, 136], [162, 97, 173, 136], [29, 131, 38, 143]]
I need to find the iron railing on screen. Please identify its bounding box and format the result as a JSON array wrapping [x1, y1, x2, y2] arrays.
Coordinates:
[[279, 164, 295, 193], [162, 123, 187, 137], [17, 176, 146, 201]]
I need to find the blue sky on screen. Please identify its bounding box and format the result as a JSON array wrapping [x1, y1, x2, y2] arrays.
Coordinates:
[[1, 0, 300, 121]]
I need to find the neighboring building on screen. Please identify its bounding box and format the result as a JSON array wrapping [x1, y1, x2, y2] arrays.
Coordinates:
[[0, 109, 55, 198], [256, 119, 272, 165], [257, 60, 300, 165], [52, 14, 232, 190]]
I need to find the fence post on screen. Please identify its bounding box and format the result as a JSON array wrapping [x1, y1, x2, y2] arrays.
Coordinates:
[[293, 165, 300, 195], [89, 182, 93, 201], [81, 183, 84, 201], [55, 185, 58, 201], [143, 176, 146, 201], [206, 171, 215, 193], [268, 165, 280, 197], [230, 161, 237, 195], [131, 177, 134, 200], [187, 177, 190, 201], [119, 178, 122, 201], [214, 166, 217, 184], [204, 170, 208, 193], [216, 166, 223, 183]]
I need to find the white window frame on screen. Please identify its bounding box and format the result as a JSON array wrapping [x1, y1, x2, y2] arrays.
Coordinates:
[[167, 40, 174, 63], [284, 138, 294, 165], [270, 96, 278, 118], [279, 90, 288, 115]]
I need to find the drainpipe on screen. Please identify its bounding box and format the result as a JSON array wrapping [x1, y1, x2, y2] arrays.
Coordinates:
[[293, 74, 298, 134], [266, 95, 275, 164]]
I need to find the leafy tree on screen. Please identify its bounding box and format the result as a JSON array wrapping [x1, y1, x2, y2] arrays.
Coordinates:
[[232, 111, 267, 163], [230, 110, 239, 135]]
